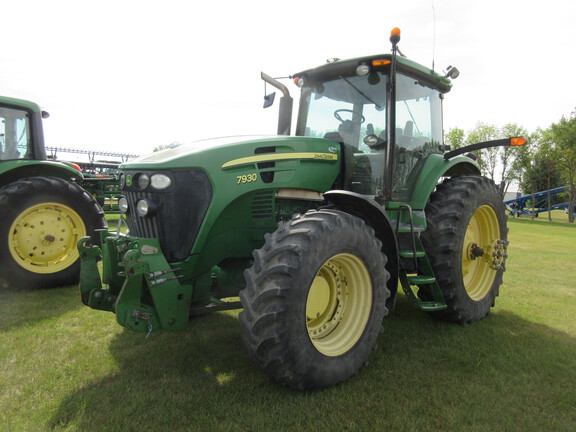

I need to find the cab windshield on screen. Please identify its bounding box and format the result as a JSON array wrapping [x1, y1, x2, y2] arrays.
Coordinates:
[[0, 107, 31, 161], [296, 70, 444, 201], [296, 72, 387, 152]]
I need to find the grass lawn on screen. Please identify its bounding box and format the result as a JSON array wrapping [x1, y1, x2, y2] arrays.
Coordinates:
[[1, 214, 575, 431]]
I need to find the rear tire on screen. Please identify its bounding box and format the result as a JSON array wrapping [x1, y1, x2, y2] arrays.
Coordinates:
[[0, 177, 106, 290], [420, 175, 508, 323], [239, 209, 390, 390]]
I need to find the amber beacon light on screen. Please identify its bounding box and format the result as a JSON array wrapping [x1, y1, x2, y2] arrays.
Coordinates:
[[390, 27, 401, 45]]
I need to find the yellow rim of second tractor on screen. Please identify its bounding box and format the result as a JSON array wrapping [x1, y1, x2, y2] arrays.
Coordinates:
[[462, 204, 499, 301], [306, 253, 372, 357], [8, 202, 86, 274]]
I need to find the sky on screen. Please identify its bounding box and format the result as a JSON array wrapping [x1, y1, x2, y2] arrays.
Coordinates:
[[2, 0, 576, 158]]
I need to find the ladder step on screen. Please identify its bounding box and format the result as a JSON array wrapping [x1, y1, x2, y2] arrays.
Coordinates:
[[418, 301, 448, 311], [399, 250, 426, 258], [406, 275, 436, 285], [390, 220, 423, 233]]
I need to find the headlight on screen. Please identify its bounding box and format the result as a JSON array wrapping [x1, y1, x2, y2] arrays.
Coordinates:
[[119, 173, 126, 188], [118, 196, 129, 213], [137, 173, 150, 189], [151, 173, 172, 190], [136, 199, 157, 217]]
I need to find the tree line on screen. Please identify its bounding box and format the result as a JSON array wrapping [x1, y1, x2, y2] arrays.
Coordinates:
[[445, 111, 576, 223]]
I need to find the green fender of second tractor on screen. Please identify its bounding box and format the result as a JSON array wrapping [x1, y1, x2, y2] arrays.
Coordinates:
[[0, 159, 85, 185]]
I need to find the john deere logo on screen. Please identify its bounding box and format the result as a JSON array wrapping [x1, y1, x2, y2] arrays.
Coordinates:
[[126, 175, 133, 186]]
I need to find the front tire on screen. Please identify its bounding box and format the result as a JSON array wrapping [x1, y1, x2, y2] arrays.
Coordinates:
[[420, 175, 508, 323], [0, 177, 107, 290], [239, 210, 390, 390]]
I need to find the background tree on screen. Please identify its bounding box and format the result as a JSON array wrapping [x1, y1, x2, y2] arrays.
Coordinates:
[[467, 122, 500, 181], [511, 129, 536, 195], [445, 127, 465, 151], [498, 123, 529, 195], [465, 122, 527, 195], [530, 131, 562, 221], [550, 111, 576, 223]]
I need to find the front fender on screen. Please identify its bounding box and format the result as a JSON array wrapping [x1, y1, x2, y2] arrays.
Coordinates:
[[323, 190, 399, 310]]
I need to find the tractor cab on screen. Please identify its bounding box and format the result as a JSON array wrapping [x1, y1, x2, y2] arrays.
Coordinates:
[[292, 53, 451, 202], [0, 97, 48, 163]]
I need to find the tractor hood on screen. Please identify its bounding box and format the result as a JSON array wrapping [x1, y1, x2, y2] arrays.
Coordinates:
[[120, 135, 342, 173], [125, 136, 273, 167]]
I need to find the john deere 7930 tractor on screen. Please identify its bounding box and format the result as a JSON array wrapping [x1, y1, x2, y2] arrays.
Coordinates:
[[79, 29, 525, 390]]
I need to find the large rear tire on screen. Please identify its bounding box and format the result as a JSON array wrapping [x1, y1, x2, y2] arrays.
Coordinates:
[[420, 175, 508, 323], [239, 209, 390, 390], [0, 177, 106, 290]]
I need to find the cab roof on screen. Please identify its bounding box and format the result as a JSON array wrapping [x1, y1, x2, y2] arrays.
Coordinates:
[[292, 54, 452, 94]]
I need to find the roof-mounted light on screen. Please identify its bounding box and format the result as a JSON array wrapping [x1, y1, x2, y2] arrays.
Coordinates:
[[356, 64, 370, 76], [444, 65, 460, 80], [390, 27, 401, 45], [372, 59, 391, 67]]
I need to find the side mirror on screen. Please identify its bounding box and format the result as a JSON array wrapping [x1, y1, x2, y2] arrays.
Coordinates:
[[263, 92, 276, 108]]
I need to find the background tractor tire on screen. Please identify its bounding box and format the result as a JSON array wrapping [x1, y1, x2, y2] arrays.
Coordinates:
[[0, 177, 106, 290], [239, 209, 390, 390], [420, 175, 508, 323]]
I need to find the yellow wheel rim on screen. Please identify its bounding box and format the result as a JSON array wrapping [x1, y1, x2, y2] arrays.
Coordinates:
[[8, 202, 86, 274], [462, 205, 499, 301], [306, 253, 372, 357]]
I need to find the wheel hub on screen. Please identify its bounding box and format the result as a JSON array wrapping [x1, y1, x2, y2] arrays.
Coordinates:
[[8, 203, 86, 274], [43, 234, 57, 244], [462, 205, 501, 301], [468, 243, 485, 259], [306, 253, 372, 357]]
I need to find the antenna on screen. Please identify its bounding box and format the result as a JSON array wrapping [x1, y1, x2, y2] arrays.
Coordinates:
[[431, 0, 436, 72]]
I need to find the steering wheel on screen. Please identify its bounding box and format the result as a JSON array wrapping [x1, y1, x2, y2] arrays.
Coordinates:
[[334, 109, 365, 124]]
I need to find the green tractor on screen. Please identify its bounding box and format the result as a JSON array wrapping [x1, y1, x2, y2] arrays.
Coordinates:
[[0, 96, 106, 289], [79, 29, 526, 390]]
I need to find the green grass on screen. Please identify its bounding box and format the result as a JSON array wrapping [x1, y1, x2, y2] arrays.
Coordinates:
[[1, 217, 575, 432]]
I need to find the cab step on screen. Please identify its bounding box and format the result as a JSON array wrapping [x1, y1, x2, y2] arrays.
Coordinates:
[[399, 250, 426, 258], [417, 301, 449, 312], [394, 204, 447, 312], [406, 274, 436, 285]]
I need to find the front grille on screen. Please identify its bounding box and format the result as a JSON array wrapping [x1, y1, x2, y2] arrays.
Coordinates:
[[122, 169, 212, 262], [125, 191, 161, 238]]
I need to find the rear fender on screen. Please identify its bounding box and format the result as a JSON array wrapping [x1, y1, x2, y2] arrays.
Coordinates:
[[410, 155, 481, 208], [0, 161, 83, 189]]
